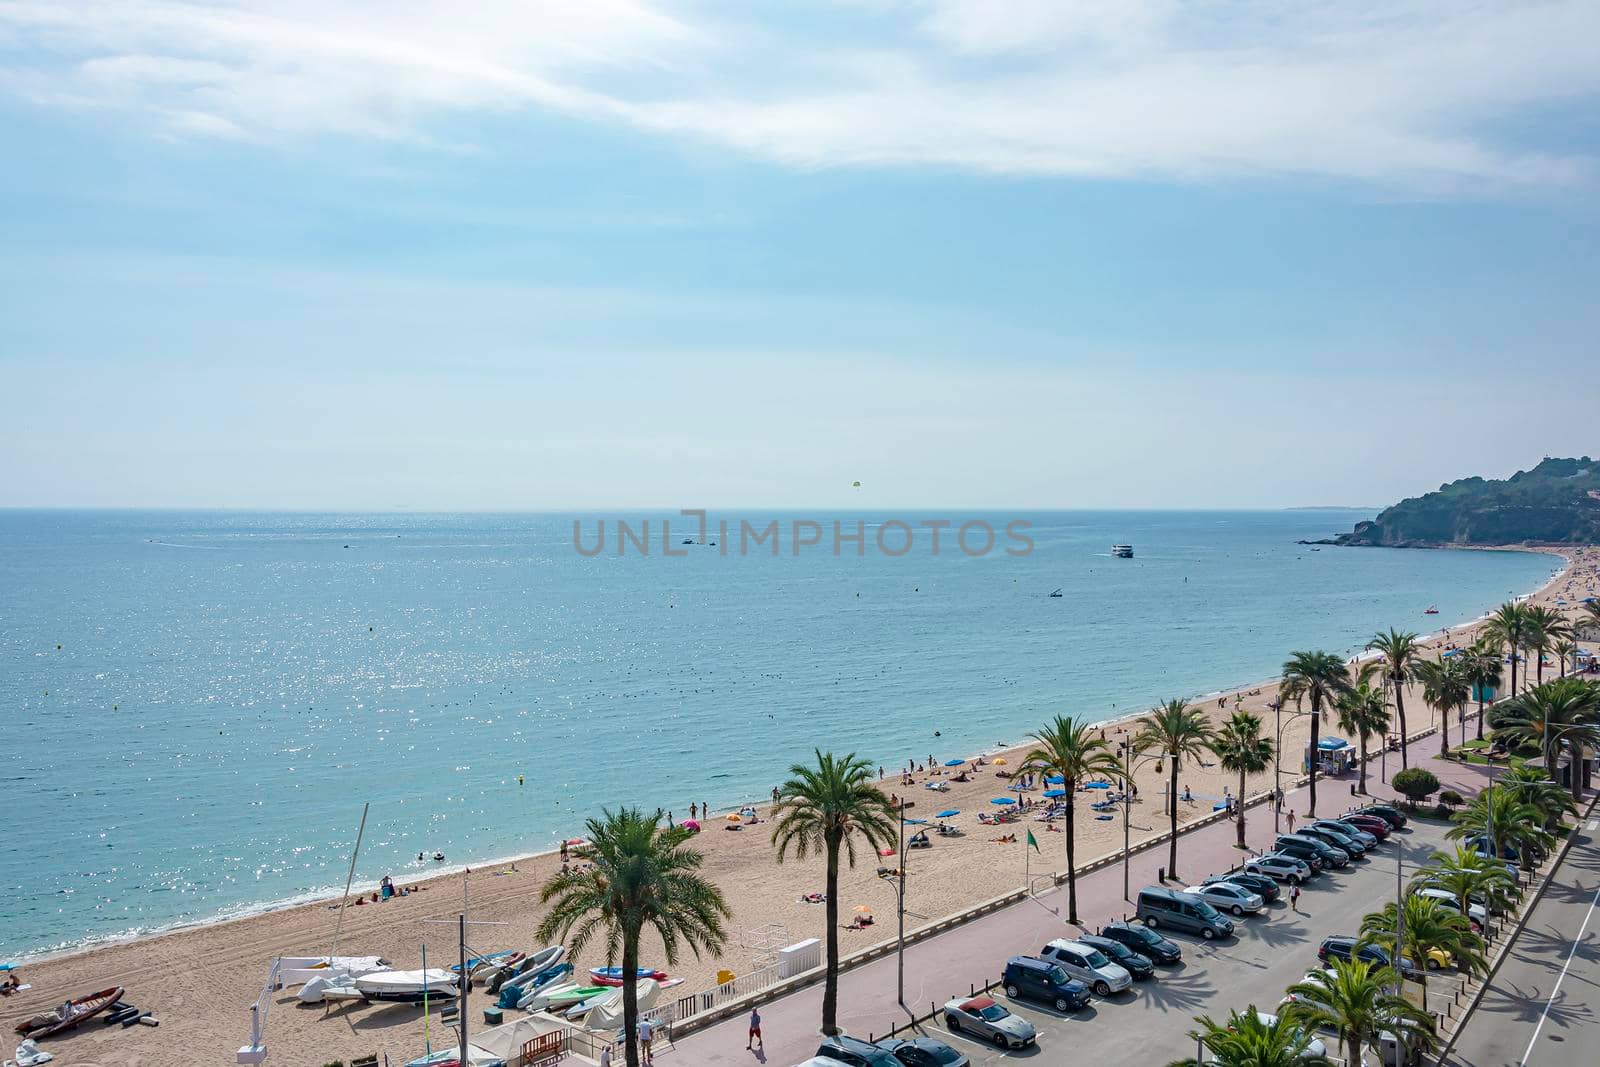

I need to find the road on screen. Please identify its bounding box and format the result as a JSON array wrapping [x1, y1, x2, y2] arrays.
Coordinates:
[[660, 784, 1465, 1067], [1444, 815, 1600, 1067]]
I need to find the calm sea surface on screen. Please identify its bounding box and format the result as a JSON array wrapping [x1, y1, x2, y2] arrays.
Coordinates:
[[0, 510, 1559, 959]]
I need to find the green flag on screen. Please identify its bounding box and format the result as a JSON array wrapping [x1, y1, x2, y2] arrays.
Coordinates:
[[1026, 829, 1041, 853]]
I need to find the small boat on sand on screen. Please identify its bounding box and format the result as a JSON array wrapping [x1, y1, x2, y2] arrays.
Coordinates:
[[354, 969, 459, 1003], [589, 966, 666, 986], [15, 986, 124, 1038]]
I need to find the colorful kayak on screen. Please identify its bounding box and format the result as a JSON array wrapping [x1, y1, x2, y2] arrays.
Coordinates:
[[589, 967, 666, 986]]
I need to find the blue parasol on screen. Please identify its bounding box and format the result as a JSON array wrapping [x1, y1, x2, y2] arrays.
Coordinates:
[[1042, 788, 1066, 798], [944, 758, 965, 766], [905, 818, 928, 825], [1045, 776, 1066, 785], [936, 809, 960, 818], [990, 797, 1017, 806]]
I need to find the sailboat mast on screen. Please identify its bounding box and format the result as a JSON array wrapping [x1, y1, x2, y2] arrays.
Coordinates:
[[328, 802, 370, 963]]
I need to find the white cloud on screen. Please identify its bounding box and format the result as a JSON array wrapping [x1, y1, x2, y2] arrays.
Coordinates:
[[0, 0, 1595, 190]]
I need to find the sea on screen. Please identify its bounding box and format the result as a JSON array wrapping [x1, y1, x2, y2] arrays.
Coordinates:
[[0, 509, 1561, 961]]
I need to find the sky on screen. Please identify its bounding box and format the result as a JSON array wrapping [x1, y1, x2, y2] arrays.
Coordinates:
[[1, 0, 1598, 510]]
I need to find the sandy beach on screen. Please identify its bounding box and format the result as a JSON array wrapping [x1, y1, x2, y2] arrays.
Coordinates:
[[8, 545, 1597, 1067]]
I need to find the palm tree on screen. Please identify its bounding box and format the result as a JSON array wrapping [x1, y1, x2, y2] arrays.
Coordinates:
[[1415, 655, 1471, 756], [1173, 1006, 1332, 1066], [537, 808, 730, 1067], [1492, 679, 1600, 796], [1497, 764, 1579, 829], [1556, 639, 1580, 678], [1462, 640, 1504, 742], [770, 750, 896, 1035], [1280, 651, 1353, 818], [1282, 958, 1433, 1067], [1366, 630, 1422, 769], [1447, 788, 1552, 867], [1423, 846, 1520, 920], [1209, 711, 1274, 850], [1361, 895, 1486, 1000], [1336, 666, 1391, 796], [1133, 699, 1214, 880], [1526, 606, 1573, 687], [1018, 715, 1124, 922], [1485, 602, 1531, 700]]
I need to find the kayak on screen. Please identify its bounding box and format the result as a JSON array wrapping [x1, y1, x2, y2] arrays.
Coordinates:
[[590, 967, 667, 986]]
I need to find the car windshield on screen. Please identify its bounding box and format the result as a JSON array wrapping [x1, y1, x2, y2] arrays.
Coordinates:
[[1129, 928, 1159, 946], [1192, 899, 1221, 919], [977, 1004, 1008, 1021], [1046, 965, 1071, 985], [1099, 942, 1130, 959], [1082, 949, 1110, 967]]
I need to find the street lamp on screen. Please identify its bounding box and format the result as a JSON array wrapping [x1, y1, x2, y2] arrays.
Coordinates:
[[1272, 698, 1313, 833], [876, 802, 910, 1019], [1119, 741, 1174, 899]]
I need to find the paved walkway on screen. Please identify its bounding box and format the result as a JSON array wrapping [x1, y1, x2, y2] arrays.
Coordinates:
[[661, 722, 1502, 1066]]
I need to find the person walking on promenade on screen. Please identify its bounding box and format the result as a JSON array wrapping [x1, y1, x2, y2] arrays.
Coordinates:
[[1286, 809, 1297, 831], [747, 1006, 763, 1051], [1290, 883, 1301, 912]]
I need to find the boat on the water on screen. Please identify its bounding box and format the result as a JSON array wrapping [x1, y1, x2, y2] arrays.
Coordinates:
[[354, 969, 459, 1003], [589, 966, 666, 986], [1111, 544, 1134, 558], [1424, 605, 1440, 615], [1048, 588, 1062, 598], [15, 986, 124, 1038]]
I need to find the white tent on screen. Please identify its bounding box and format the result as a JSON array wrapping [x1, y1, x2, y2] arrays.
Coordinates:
[[471, 1015, 565, 1063]]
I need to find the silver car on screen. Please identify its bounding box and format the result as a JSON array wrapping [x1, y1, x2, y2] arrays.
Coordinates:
[[1246, 853, 1312, 884], [1186, 881, 1264, 916], [1039, 938, 1133, 995], [942, 996, 1036, 1049]]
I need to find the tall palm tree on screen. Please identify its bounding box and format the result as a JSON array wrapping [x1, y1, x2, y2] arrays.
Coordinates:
[[1485, 602, 1531, 700], [770, 749, 896, 1035], [1209, 711, 1274, 850], [1336, 665, 1391, 797], [1423, 846, 1520, 919], [1555, 639, 1580, 678], [1415, 655, 1472, 756], [537, 808, 730, 1067], [1497, 764, 1579, 829], [1360, 895, 1486, 1001], [1282, 958, 1433, 1067], [1366, 630, 1422, 769], [1526, 606, 1573, 687], [1018, 714, 1124, 922], [1133, 699, 1214, 880], [1447, 788, 1552, 867], [1173, 1006, 1332, 1067], [1280, 651, 1353, 818], [1462, 639, 1504, 742]]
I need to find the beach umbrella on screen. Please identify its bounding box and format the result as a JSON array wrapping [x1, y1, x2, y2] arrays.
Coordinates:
[[853, 904, 873, 913], [681, 820, 700, 832], [725, 813, 742, 822], [944, 758, 965, 767], [905, 818, 928, 825], [1045, 775, 1065, 785], [990, 797, 1017, 806], [1042, 788, 1066, 798], [935, 809, 960, 818], [992, 757, 1007, 765]]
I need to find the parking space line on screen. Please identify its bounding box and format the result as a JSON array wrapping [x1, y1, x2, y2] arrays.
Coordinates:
[[1520, 882, 1600, 1066]]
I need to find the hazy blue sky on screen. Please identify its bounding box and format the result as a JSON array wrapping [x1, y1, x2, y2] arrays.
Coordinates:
[[2, 1, 1597, 509]]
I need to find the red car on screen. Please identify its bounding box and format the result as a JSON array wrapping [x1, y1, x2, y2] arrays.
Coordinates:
[[1341, 814, 1391, 840]]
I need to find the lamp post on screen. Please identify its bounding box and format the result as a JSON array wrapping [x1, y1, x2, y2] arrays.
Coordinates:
[[1273, 699, 1312, 834], [877, 802, 910, 1019], [1120, 742, 1174, 897]]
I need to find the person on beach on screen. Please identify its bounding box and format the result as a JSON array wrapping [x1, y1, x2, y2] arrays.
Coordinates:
[[690, 803, 697, 819], [747, 1006, 762, 1050]]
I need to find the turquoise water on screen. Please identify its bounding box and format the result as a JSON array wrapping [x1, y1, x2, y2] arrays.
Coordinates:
[[0, 510, 1558, 959]]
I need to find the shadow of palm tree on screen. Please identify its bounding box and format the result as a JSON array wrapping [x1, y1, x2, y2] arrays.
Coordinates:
[[1130, 969, 1218, 1014], [1474, 975, 1597, 1032]]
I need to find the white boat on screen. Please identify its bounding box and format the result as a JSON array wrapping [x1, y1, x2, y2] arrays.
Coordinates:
[[276, 955, 390, 988], [588, 979, 661, 1030], [522, 945, 565, 975], [354, 969, 460, 1003], [563, 987, 619, 1020], [298, 974, 367, 1004], [1111, 544, 1134, 558]]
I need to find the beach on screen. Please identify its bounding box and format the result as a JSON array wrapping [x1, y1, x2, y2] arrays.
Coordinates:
[[6, 544, 1596, 1067]]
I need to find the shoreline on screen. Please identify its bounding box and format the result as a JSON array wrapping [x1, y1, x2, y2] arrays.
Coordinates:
[[9, 544, 1575, 970]]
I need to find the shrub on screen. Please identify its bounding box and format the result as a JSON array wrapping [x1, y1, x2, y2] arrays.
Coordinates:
[[1392, 768, 1441, 809], [1439, 789, 1465, 809]]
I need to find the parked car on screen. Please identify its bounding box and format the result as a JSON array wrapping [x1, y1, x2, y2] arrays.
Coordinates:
[[1281, 971, 1425, 1063], [1340, 813, 1392, 840], [1039, 938, 1133, 995], [1282, 832, 1350, 867], [1317, 936, 1423, 980], [1299, 825, 1366, 858], [1412, 886, 1487, 928], [942, 996, 1037, 1049], [1097, 921, 1182, 964], [1079, 933, 1156, 979], [817, 1035, 903, 1067], [1204, 869, 1281, 902], [1245, 853, 1313, 884], [875, 1035, 969, 1067], [1251, 1011, 1328, 1061], [1354, 804, 1408, 829], [1001, 955, 1091, 1011], [1184, 881, 1265, 916], [1314, 819, 1378, 849], [795, 1058, 852, 1067], [1136, 886, 1235, 940], [1271, 836, 1329, 871]]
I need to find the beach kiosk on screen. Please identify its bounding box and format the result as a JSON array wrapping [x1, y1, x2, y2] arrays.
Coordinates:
[[1305, 736, 1355, 776]]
